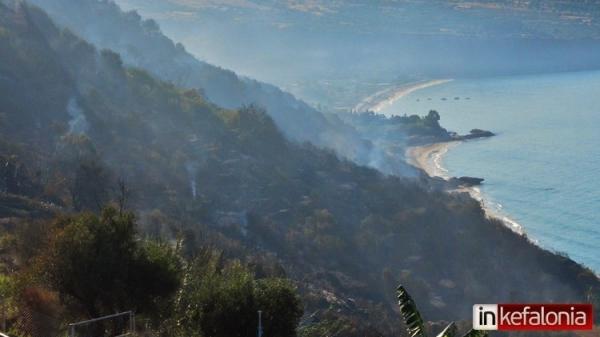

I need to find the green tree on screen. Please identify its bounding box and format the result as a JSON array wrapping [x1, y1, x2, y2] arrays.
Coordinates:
[[175, 253, 303, 337], [256, 278, 303, 337], [38, 207, 181, 317], [423, 110, 441, 128]]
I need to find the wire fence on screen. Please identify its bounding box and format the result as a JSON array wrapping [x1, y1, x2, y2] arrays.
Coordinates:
[[13, 304, 60, 337], [0, 295, 145, 337], [68, 311, 135, 337]]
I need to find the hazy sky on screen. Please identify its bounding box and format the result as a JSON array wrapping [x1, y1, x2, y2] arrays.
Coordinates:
[[114, 0, 600, 106]]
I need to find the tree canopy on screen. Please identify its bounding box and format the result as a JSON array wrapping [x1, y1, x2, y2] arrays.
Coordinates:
[[37, 207, 181, 317]]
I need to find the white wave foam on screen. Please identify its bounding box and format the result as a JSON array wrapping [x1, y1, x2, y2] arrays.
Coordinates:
[[477, 194, 524, 235], [431, 146, 450, 178], [434, 147, 525, 235]]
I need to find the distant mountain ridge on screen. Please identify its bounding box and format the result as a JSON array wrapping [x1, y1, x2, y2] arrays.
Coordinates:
[[119, 0, 600, 39], [113, 0, 600, 111]]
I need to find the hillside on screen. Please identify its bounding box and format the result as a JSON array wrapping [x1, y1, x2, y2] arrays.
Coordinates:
[[0, 2, 599, 336], [24, 0, 380, 167], [28, 0, 479, 178]]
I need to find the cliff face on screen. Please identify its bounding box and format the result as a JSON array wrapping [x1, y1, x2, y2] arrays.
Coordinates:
[[1, 2, 599, 336]]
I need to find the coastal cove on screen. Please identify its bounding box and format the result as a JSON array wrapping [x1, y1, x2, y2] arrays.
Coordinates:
[[382, 71, 600, 273], [405, 141, 524, 235]]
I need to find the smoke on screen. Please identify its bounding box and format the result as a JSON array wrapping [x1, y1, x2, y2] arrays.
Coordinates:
[[67, 96, 88, 134], [239, 210, 248, 237], [215, 210, 249, 237], [185, 161, 198, 199], [366, 143, 419, 178]]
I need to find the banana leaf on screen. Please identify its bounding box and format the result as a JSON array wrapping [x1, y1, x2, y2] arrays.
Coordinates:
[[436, 322, 457, 337], [397, 285, 427, 337], [462, 329, 488, 337]]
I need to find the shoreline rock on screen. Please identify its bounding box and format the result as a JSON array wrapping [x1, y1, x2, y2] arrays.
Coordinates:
[[450, 128, 495, 141], [450, 176, 485, 186]]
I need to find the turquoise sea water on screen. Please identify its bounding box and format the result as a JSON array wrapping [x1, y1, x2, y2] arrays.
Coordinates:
[[381, 71, 600, 272]]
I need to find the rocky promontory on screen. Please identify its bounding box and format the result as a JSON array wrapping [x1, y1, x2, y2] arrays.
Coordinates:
[[450, 129, 495, 141]]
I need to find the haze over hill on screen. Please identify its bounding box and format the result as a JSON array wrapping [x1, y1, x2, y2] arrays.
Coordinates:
[[32, 0, 463, 177], [114, 0, 600, 108]]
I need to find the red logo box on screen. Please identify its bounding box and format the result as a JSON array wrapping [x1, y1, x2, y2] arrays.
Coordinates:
[[473, 304, 593, 331]]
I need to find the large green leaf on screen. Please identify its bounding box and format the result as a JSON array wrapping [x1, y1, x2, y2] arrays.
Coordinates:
[[397, 285, 427, 337], [436, 322, 457, 337], [462, 329, 488, 337]]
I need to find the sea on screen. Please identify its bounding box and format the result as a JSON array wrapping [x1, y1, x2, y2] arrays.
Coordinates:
[[381, 71, 600, 273]]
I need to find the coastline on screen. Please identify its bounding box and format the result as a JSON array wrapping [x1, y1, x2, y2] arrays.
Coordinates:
[[358, 76, 526, 236], [406, 142, 524, 235], [405, 141, 459, 179], [353, 79, 453, 113]]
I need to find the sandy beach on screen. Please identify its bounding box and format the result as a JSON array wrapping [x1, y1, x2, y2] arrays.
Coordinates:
[[405, 142, 458, 179], [353, 79, 453, 113]]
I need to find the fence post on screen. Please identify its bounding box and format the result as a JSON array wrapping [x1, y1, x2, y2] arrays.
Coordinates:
[[130, 312, 135, 335], [1, 301, 6, 331]]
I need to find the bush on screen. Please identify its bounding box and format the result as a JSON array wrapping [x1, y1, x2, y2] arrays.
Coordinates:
[[174, 253, 303, 337], [37, 207, 181, 317]]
